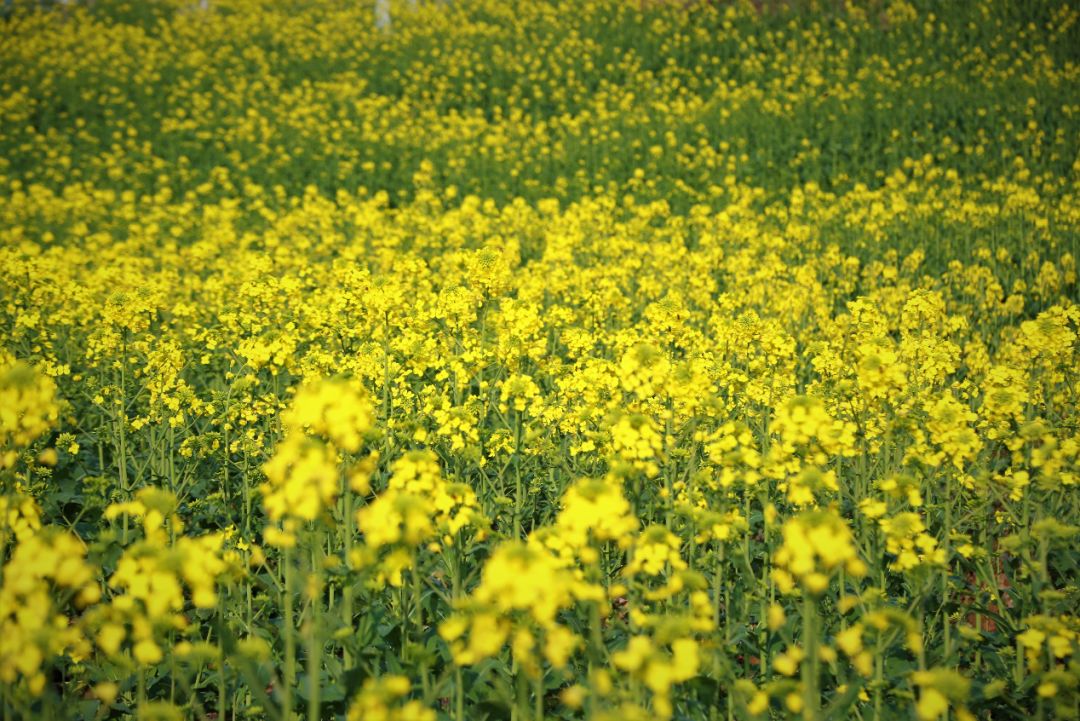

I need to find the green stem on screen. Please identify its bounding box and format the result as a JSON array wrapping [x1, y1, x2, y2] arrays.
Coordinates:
[[283, 546, 295, 721], [412, 561, 428, 697], [513, 412, 523, 538], [412, 560, 424, 638], [802, 593, 819, 721], [137, 666, 147, 714], [243, 450, 252, 538], [534, 666, 544, 721], [942, 472, 952, 665], [452, 547, 465, 721], [342, 474, 355, 668], [714, 546, 724, 629], [874, 639, 884, 719], [455, 666, 465, 721], [218, 602, 228, 719], [308, 530, 323, 721]]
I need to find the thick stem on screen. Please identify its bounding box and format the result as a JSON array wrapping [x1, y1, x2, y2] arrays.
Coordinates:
[[283, 546, 295, 721], [308, 531, 323, 721], [802, 593, 819, 721], [942, 472, 952, 664], [453, 547, 465, 721], [412, 560, 424, 637], [513, 412, 523, 538], [534, 665, 544, 721], [137, 667, 147, 714], [218, 602, 228, 719], [455, 666, 465, 721], [874, 640, 883, 719], [342, 475, 355, 668]]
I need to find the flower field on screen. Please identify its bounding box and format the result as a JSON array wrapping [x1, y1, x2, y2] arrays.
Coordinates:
[[2, 0, 1079, 719]]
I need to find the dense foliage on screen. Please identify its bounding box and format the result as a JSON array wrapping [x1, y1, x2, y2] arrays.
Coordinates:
[[1, 1, 1079, 720]]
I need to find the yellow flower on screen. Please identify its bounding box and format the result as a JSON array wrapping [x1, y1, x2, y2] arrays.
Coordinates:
[[772, 509, 864, 595], [555, 475, 638, 550], [767, 603, 786, 631], [747, 691, 769, 715], [625, 525, 687, 577], [134, 639, 163, 665], [543, 624, 579, 669], [283, 378, 374, 453], [261, 435, 339, 522], [93, 682, 119, 704], [0, 358, 59, 453], [560, 684, 586, 709], [347, 676, 434, 721], [912, 668, 971, 721], [773, 646, 803, 676], [610, 412, 664, 478]]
